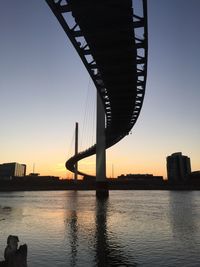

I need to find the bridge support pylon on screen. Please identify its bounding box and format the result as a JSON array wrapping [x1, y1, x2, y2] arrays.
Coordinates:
[[74, 122, 78, 183], [96, 92, 109, 198]]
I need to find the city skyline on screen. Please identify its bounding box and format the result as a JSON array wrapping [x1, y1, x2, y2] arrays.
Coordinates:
[[0, 0, 200, 179], [0, 150, 196, 180]]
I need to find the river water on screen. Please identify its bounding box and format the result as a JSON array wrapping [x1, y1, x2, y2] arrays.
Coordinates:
[[0, 190, 200, 266]]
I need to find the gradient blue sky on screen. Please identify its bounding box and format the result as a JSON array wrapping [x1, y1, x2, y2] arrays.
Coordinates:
[[0, 0, 199, 178]]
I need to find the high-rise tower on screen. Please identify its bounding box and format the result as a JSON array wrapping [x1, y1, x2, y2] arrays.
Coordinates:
[[166, 152, 191, 182]]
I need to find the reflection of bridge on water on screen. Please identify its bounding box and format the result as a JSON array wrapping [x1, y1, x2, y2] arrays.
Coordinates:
[[45, 0, 148, 195], [65, 192, 137, 266]]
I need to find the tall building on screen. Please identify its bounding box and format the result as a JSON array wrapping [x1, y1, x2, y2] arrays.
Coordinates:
[[0, 162, 26, 178], [166, 152, 191, 182]]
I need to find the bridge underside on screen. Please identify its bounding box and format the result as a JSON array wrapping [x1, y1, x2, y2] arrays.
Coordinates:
[[45, 0, 148, 177]]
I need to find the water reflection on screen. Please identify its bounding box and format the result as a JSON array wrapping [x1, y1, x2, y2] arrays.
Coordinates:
[[95, 198, 137, 267], [64, 193, 137, 266], [169, 191, 197, 241], [68, 191, 78, 267], [95, 197, 109, 266]]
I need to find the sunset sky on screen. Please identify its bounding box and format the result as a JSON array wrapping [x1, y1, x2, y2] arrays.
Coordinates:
[[0, 0, 199, 179]]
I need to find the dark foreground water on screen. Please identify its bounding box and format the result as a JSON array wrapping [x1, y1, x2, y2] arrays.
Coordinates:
[[0, 191, 200, 266]]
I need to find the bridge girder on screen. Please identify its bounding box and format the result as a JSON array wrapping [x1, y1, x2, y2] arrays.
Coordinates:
[[45, 0, 148, 176]]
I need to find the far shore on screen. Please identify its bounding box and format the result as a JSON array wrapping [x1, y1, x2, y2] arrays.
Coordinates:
[[1, 180, 200, 191]]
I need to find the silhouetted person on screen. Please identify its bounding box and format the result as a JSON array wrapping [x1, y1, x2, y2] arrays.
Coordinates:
[[0, 235, 27, 267]]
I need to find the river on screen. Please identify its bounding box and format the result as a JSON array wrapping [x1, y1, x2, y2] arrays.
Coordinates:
[[0, 190, 200, 266]]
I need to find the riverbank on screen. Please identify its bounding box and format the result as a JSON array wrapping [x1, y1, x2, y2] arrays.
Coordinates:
[[1, 180, 200, 191]]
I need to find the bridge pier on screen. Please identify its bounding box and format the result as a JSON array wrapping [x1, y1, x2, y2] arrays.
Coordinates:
[[96, 181, 109, 198], [96, 91, 109, 198]]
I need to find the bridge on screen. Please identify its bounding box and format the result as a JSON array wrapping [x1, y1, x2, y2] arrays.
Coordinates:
[[45, 0, 148, 195]]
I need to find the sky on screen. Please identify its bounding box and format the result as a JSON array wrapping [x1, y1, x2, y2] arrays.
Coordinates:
[[0, 0, 199, 179]]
